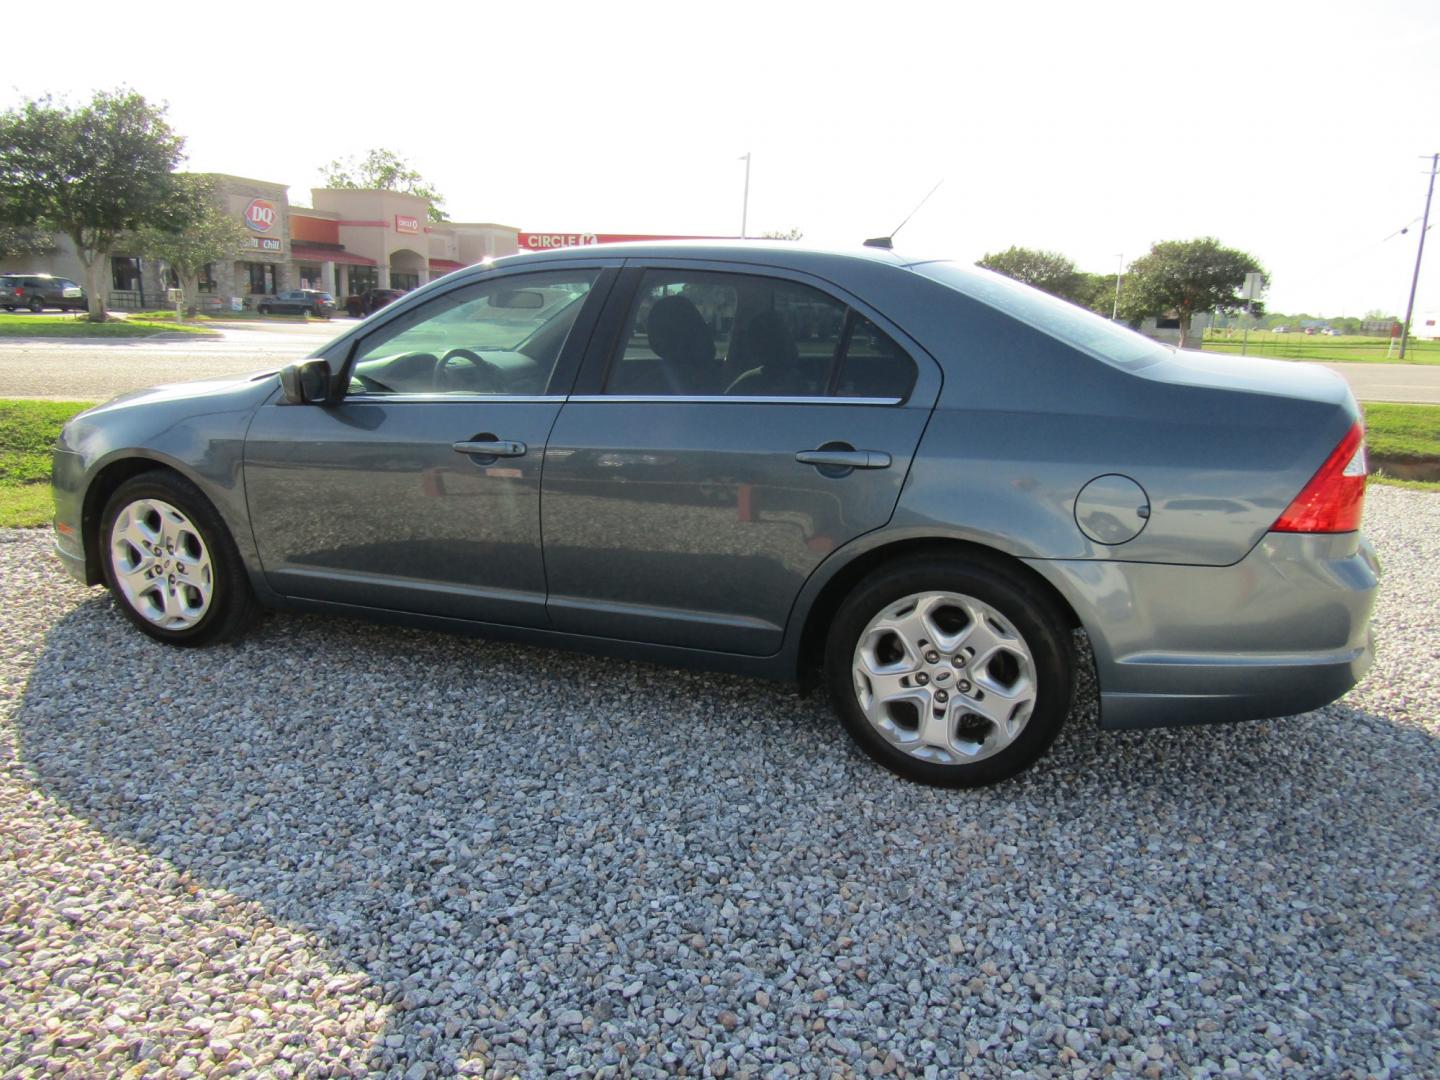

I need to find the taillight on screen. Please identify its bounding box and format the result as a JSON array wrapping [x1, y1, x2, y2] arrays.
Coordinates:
[[1271, 422, 1367, 533], [13, 287, 23, 297]]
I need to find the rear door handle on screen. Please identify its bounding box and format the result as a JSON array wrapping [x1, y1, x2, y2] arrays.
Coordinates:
[[452, 439, 527, 457], [795, 449, 892, 470]]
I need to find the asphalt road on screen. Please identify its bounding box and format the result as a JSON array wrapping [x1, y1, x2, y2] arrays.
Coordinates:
[[1, 322, 1438, 403], [0, 321, 341, 401], [1319, 362, 1440, 404]]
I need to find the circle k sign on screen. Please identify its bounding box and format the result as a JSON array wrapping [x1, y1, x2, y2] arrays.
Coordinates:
[[243, 198, 278, 233]]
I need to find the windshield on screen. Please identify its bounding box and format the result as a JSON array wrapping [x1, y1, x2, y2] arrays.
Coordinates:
[[912, 261, 1172, 370]]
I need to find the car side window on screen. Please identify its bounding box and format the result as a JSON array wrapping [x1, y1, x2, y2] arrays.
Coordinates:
[[347, 271, 598, 397], [604, 270, 916, 400], [833, 315, 918, 400], [605, 271, 848, 397]]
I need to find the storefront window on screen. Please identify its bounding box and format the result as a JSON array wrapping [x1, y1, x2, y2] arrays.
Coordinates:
[[392, 272, 420, 291], [348, 267, 378, 294], [241, 262, 276, 294], [197, 263, 217, 294], [298, 263, 322, 290]]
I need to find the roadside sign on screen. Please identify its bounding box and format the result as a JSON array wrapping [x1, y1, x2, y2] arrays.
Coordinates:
[[1241, 272, 1264, 300]]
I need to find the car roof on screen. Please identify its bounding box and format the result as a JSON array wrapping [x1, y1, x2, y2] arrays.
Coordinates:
[[486, 240, 918, 272]]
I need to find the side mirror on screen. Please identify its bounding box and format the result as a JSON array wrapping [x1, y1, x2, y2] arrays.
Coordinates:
[[279, 359, 333, 405]]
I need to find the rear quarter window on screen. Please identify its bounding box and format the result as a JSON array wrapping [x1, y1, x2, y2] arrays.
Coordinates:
[[912, 261, 1172, 371]]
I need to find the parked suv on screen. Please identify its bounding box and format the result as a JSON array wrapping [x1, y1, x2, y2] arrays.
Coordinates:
[[256, 290, 335, 317], [0, 273, 87, 312]]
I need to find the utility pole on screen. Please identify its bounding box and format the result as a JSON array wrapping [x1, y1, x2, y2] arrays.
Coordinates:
[[739, 152, 751, 239], [1400, 152, 1437, 360]]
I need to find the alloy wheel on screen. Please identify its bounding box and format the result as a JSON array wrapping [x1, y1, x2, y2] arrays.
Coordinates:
[[108, 497, 215, 630], [851, 590, 1037, 766]]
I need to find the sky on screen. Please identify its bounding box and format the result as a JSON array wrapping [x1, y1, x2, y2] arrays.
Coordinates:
[[7, 0, 1439, 316]]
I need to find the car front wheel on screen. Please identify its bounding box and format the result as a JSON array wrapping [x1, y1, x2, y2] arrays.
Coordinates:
[[825, 556, 1074, 787], [28, 298, 44, 312], [100, 472, 258, 646]]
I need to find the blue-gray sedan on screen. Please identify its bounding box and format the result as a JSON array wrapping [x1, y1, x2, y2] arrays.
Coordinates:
[[50, 243, 1378, 785]]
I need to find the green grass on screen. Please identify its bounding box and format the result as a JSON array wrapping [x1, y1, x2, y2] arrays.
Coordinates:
[[1369, 474, 1440, 492], [0, 313, 219, 337], [0, 399, 94, 527], [1203, 330, 1440, 365], [1362, 403, 1440, 461], [135, 308, 329, 323]]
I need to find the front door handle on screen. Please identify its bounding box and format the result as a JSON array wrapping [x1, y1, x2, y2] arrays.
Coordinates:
[[453, 439, 527, 458], [795, 449, 892, 470]]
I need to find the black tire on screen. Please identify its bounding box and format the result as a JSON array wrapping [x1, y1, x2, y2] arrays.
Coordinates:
[[257, 304, 272, 315], [1, 305, 13, 312], [99, 471, 259, 646], [28, 297, 44, 312], [824, 554, 1074, 787]]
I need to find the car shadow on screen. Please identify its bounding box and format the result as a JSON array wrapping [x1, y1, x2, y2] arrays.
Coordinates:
[[14, 593, 1440, 1076]]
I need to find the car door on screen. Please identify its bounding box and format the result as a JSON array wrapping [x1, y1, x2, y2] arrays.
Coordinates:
[[540, 263, 941, 656], [243, 266, 616, 625]]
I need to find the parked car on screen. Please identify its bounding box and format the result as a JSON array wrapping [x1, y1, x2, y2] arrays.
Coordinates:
[[0, 273, 86, 312], [345, 288, 405, 318], [256, 290, 335, 317], [50, 242, 1378, 787]]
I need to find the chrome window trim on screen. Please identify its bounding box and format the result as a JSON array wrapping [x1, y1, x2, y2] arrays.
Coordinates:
[[342, 394, 563, 405], [337, 393, 903, 406], [566, 395, 904, 406]]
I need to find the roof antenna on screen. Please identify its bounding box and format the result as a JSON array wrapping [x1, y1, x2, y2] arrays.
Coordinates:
[[864, 179, 943, 249]]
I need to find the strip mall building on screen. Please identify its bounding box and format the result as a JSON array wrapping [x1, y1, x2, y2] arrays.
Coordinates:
[[5, 172, 716, 310]]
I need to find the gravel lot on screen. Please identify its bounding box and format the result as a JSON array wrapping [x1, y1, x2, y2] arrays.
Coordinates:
[[2, 486, 1437, 1078]]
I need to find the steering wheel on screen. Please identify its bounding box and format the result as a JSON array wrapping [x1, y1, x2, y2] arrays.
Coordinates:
[[433, 348, 507, 394]]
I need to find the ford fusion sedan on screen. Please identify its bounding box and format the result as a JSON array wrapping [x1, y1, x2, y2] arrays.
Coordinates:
[[51, 242, 1378, 786]]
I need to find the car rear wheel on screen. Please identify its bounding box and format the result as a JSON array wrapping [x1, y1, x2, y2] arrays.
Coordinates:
[[27, 298, 44, 312], [100, 472, 258, 646], [825, 556, 1073, 787]]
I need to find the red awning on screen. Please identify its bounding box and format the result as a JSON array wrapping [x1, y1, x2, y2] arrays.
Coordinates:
[[291, 243, 376, 267], [429, 258, 467, 271]]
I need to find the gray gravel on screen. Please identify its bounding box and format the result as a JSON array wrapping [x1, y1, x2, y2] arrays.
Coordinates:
[[2, 485, 1438, 1078]]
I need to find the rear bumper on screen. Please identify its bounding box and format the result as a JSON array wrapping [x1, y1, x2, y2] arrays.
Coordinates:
[[1025, 531, 1379, 730]]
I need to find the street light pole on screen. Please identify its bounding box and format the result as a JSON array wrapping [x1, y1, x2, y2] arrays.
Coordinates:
[[1111, 252, 1123, 320], [1400, 152, 1438, 360], [739, 152, 751, 239]]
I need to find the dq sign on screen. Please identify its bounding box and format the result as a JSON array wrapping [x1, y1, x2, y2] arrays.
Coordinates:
[[243, 198, 278, 233]]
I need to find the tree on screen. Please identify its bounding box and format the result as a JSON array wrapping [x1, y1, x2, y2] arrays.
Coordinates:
[[127, 175, 248, 318], [977, 247, 1083, 302], [321, 148, 449, 223], [761, 227, 804, 241], [1120, 237, 1266, 348], [0, 223, 55, 259], [1070, 271, 1120, 316], [0, 89, 189, 321]]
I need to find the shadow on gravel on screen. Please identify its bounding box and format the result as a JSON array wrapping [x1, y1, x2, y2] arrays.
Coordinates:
[[16, 594, 1440, 1076]]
